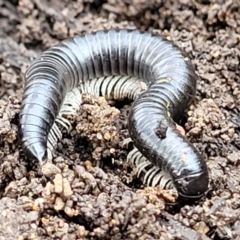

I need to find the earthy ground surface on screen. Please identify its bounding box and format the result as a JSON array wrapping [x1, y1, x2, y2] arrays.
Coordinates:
[[0, 0, 240, 239]]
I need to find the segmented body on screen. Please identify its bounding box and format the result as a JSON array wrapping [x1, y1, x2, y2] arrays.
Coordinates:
[[19, 29, 209, 200]]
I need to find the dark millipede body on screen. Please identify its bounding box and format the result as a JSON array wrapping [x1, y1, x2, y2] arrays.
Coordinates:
[[19, 29, 209, 200]]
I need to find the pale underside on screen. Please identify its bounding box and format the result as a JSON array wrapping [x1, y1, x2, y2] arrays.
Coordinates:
[[47, 75, 174, 191]]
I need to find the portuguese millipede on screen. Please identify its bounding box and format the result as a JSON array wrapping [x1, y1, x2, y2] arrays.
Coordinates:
[[19, 29, 209, 200]]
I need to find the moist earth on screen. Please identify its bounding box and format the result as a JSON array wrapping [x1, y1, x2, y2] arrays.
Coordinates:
[[0, 0, 240, 239]]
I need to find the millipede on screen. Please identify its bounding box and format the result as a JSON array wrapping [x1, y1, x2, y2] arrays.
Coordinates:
[[19, 29, 209, 201]]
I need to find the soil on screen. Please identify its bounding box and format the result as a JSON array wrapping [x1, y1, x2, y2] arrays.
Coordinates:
[[0, 0, 240, 239]]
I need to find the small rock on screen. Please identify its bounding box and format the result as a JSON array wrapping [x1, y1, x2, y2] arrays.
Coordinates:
[[193, 221, 210, 235], [103, 132, 111, 140], [97, 133, 102, 140], [54, 174, 63, 194], [41, 163, 61, 178], [62, 178, 73, 198], [54, 197, 65, 211], [64, 206, 74, 217], [78, 226, 86, 237]]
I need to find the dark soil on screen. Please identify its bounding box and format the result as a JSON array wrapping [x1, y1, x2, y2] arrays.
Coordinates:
[[0, 0, 240, 239]]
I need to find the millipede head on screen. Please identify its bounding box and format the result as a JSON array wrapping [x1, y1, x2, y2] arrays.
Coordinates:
[[173, 171, 209, 201]]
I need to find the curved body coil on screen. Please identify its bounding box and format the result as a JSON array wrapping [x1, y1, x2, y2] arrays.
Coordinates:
[[19, 29, 209, 199]]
